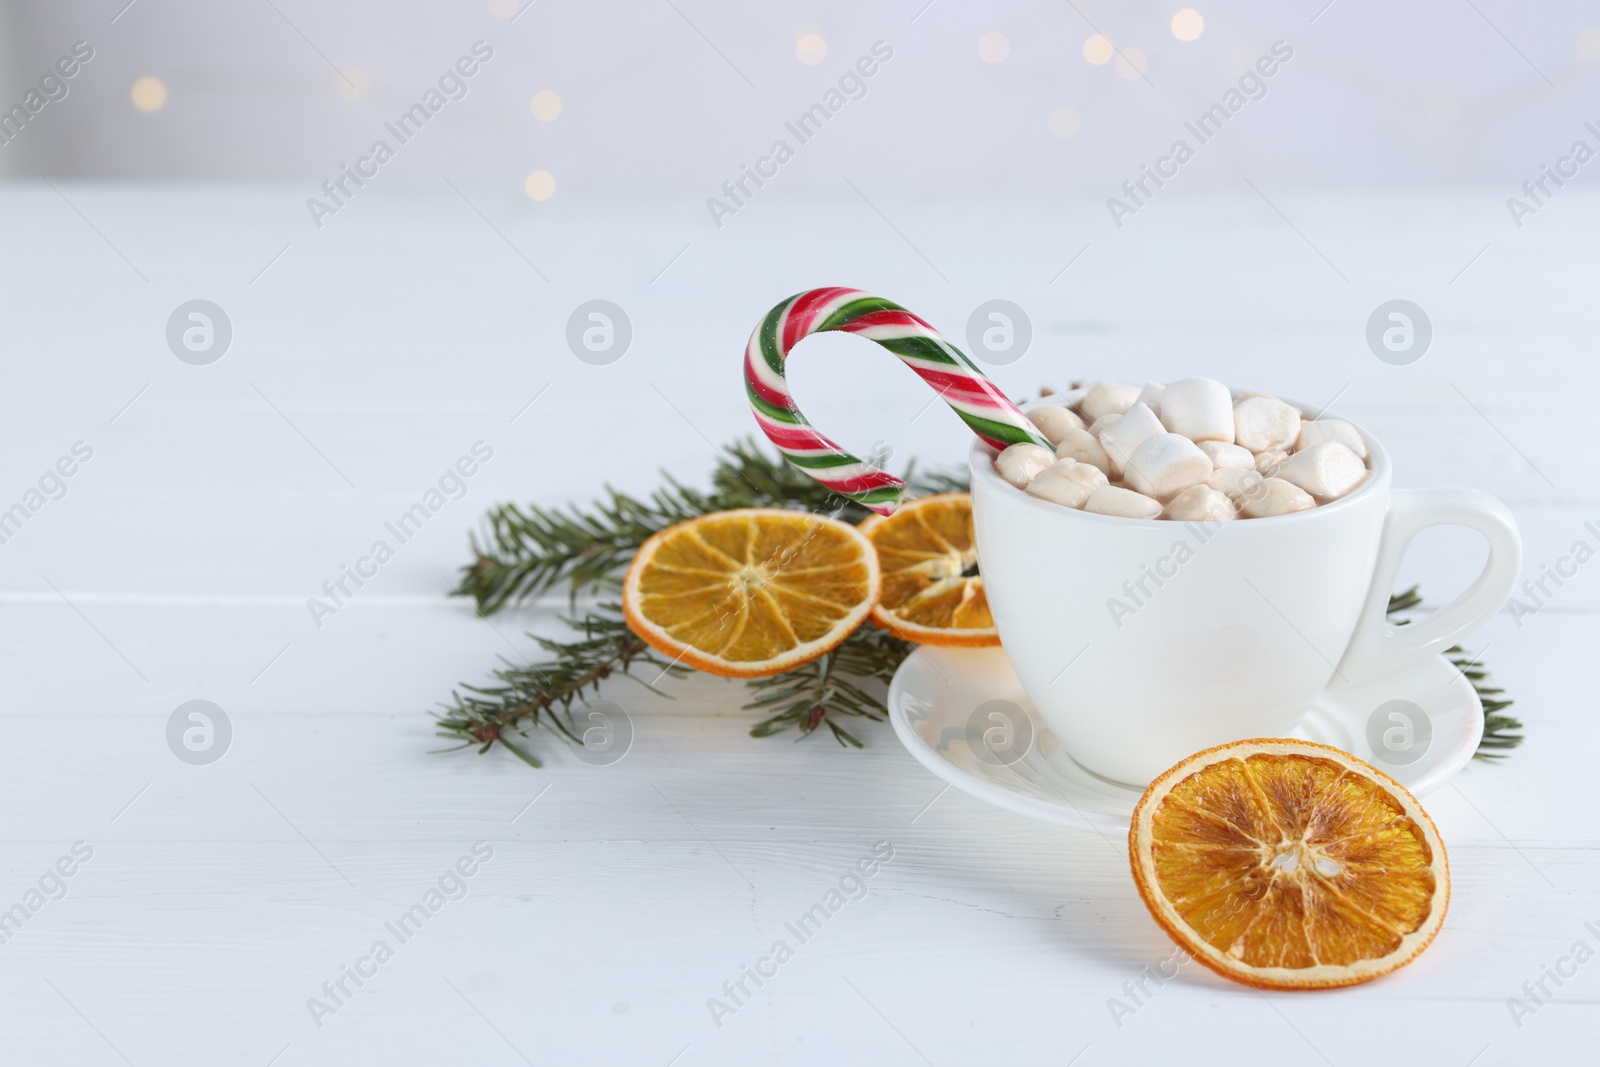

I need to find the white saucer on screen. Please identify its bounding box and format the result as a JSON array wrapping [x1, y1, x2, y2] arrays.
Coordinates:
[[887, 646, 1483, 834]]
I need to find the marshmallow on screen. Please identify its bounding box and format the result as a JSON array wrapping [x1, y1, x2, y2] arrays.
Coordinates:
[[1083, 485, 1163, 519], [1233, 396, 1303, 453], [1136, 381, 1166, 417], [1087, 413, 1119, 437], [1198, 441, 1255, 469], [1025, 459, 1108, 508], [1054, 427, 1112, 475], [1239, 477, 1316, 518], [1024, 404, 1085, 446], [994, 443, 1055, 488], [1097, 402, 1165, 476], [1207, 466, 1264, 501], [1164, 484, 1238, 522], [1079, 381, 1141, 422], [1124, 433, 1213, 501], [1160, 377, 1235, 443], [1295, 418, 1368, 459], [1255, 449, 1288, 477], [1275, 441, 1367, 501]]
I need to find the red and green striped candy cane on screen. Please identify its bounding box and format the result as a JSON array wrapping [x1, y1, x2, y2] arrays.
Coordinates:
[[744, 287, 1051, 515]]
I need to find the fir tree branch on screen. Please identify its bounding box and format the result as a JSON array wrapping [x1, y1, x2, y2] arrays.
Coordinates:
[[431, 606, 686, 765], [1386, 585, 1521, 759], [453, 438, 969, 614], [437, 440, 968, 761], [743, 626, 914, 746], [453, 482, 714, 614]]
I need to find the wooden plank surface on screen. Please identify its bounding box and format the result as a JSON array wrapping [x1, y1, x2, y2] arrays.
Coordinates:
[[0, 186, 1594, 1065]]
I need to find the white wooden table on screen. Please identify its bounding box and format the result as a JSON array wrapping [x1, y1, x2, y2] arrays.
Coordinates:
[[2, 185, 1594, 1065]]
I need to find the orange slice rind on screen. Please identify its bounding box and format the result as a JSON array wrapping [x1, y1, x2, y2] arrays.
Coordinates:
[[858, 492, 1000, 647], [1129, 738, 1449, 990], [622, 508, 879, 678]]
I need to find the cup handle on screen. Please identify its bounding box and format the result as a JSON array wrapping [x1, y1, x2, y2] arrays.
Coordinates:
[[1335, 488, 1522, 687]]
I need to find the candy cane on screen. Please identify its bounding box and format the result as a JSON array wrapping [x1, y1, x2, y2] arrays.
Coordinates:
[[744, 287, 1052, 515]]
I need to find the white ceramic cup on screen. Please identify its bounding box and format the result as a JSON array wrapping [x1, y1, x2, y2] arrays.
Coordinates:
[[969, 417, 1521, 785]]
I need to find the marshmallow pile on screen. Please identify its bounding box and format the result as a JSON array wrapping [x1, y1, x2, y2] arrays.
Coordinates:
[[994, 379, 1369, 521]]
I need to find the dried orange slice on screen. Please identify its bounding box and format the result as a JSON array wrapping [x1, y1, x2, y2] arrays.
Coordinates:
[[622, 508, 879, 678], [857, 493, 999, 647], [1129, 739, 1449, 990]]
